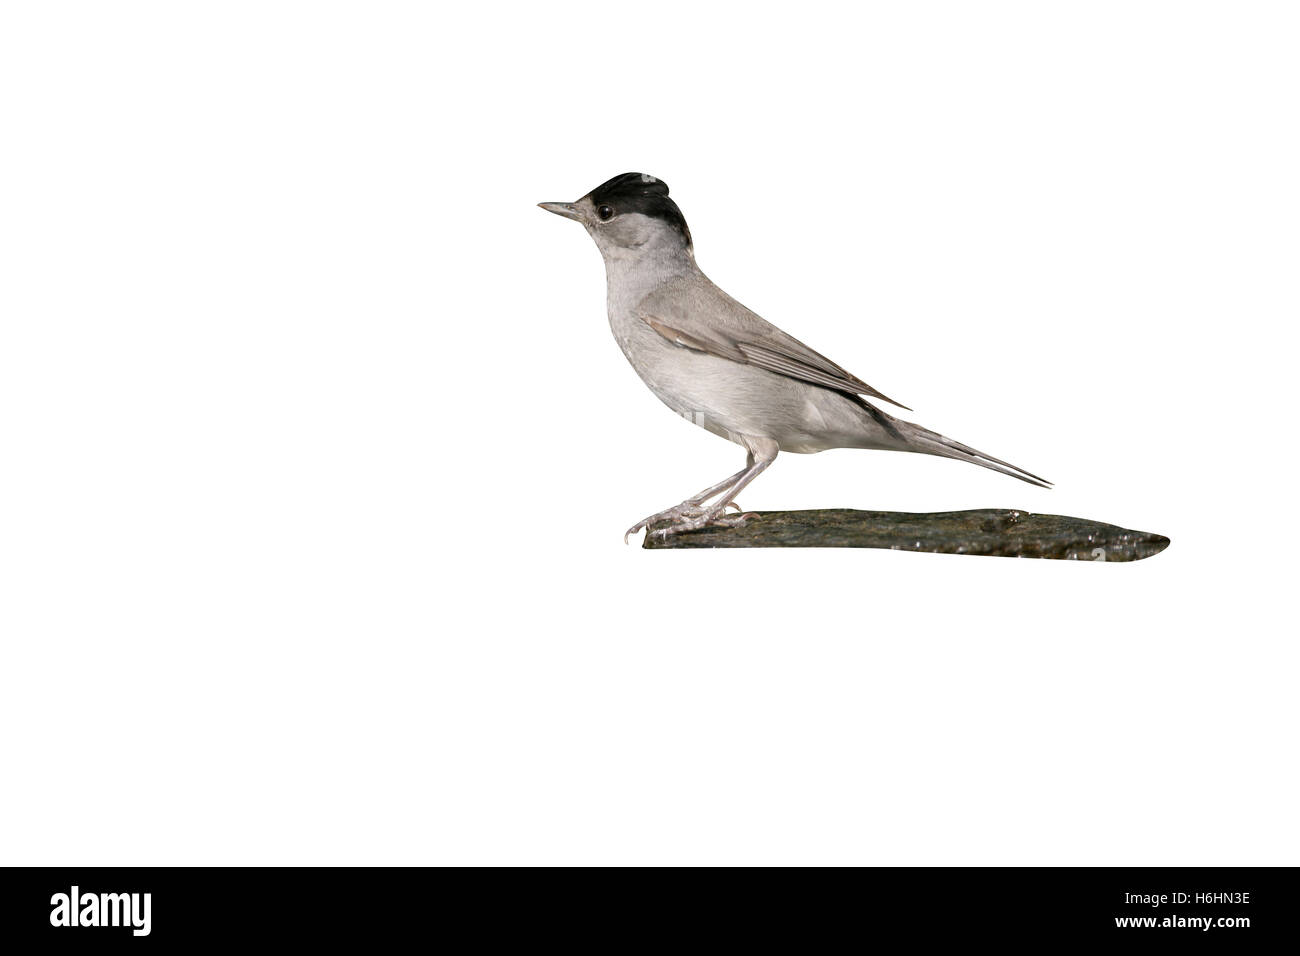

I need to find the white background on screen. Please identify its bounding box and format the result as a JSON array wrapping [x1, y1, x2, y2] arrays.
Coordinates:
[[2, 2, 1296, 865]]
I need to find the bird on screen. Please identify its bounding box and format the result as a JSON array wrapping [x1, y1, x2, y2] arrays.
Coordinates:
[[539, 172, 1050, 542]]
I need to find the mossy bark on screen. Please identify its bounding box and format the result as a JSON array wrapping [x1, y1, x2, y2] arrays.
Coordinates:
[[643, 508, 1169, 562]]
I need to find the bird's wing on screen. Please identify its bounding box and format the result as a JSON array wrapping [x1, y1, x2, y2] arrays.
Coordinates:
[[638, 282, 911, 410]]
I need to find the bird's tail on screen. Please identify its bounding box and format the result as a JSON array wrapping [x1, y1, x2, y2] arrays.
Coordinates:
[[894, 420, 1052, 489]]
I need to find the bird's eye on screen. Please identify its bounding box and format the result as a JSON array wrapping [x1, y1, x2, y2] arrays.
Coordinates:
[[597, 205, 614, 221]]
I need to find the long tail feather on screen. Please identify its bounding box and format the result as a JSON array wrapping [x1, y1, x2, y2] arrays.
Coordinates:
[[897, 421, 1052, 489]]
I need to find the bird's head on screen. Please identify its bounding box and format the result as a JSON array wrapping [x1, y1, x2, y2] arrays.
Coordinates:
[[539, 172, 692, 260]]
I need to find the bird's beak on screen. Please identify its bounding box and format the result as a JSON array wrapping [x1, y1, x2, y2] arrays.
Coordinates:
[[538, 201, 583, 222]]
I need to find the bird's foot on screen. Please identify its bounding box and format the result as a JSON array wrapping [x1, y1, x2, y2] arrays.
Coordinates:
[[625, 502, 706, 544], [626, 502, 758, 542], [662, 507, 757, 537], [624, 500, 749, 544]]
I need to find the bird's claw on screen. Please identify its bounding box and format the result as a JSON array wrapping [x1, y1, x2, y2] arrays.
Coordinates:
[[624, 502, 708, 544], [629, 505, 759, 542]]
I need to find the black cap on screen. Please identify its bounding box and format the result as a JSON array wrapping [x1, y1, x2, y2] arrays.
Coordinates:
[[587, 172, 692, 247]]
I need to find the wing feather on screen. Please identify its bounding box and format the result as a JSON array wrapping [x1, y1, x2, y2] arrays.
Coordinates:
[[638, 282, 910, 410]]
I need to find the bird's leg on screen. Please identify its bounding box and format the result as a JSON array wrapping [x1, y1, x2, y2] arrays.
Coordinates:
[[624, 457, 752, 543], [661, 447, 774, 536], [626, 442, 778, 541]]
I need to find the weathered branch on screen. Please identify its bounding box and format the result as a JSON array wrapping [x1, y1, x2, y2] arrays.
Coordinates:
[[643, 508, 1169, 562]]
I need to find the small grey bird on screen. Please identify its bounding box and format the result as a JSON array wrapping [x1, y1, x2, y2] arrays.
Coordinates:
[[540, 172, 1049, 541]]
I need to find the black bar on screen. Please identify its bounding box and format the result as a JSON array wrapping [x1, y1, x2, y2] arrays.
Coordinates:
[[0, 866, 1294, 946]]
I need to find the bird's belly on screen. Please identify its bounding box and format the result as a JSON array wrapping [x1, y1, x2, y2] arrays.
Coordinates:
[[609, 310, 866, 454]]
